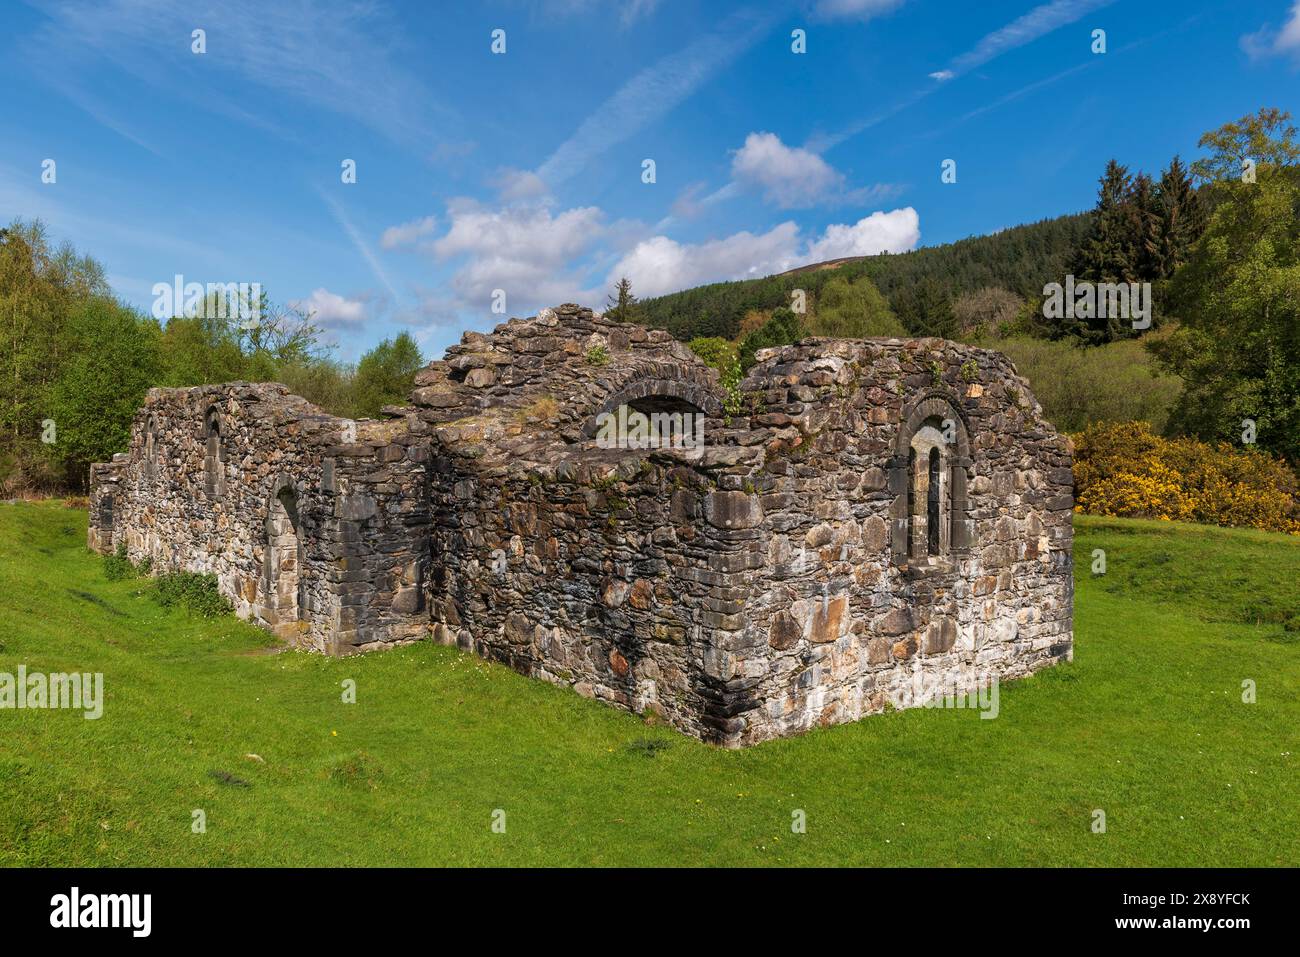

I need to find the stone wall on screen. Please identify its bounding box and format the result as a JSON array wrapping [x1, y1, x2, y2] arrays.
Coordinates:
[[722, 337, 1074, 744], [92, 382, 429, 654], [89, 304, 1073, 746]]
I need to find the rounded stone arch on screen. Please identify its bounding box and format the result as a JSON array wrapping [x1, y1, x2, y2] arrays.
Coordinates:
[[888, 390, 974, 565], [580, 369, 723, 441], [893, 389, 973, 462]]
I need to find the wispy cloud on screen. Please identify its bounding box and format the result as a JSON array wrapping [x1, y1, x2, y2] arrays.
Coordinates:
[[1242, 1, 1300, 61], [949, 0, 1115, 74], [24, 0, 453, 147], [926, 14, 1205, 137], [818, 0, 1116, 150], [534, 8, 777, 187], [813, 0, 906, 21], [317, 187, 402, 307]]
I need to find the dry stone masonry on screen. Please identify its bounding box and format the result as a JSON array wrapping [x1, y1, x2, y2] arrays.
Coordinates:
[[90, 303, 1074, 746]]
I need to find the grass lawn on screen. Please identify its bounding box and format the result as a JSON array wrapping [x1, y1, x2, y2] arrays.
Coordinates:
[[1, 501, 1296, 867]]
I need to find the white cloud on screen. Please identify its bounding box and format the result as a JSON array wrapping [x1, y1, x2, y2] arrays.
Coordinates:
[[291, 288, 369, 328], [732, 132, 845, 208], [814, 0, 906, 20], [609, 223, 802, 298], [1242, 2, 1300, 60], [431, 200, 605, 310], [608, 207, 920, 298], [381, 216, 438, 250], [491, 168, 551, 202], [928, 70, 954, 81], [805, 208, 920, 261]]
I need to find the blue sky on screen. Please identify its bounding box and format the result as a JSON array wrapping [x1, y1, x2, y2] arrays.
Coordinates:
[[2, 0, 1298, 362]]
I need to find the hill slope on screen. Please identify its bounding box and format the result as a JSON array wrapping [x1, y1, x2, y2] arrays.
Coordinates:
[[637, 211, 1092, 341]]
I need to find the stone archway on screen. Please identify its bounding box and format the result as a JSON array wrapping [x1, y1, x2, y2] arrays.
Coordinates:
[[266, 483, 304, 640], [581, 372, 724, 440]]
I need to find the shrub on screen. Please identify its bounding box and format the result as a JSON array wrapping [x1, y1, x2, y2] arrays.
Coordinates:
[[687, 337, 744, 418], [953, 286, 1024, 338], [153, 572, 233, 618], [584, 345, 610, 367], [739, 307, 804, 370], [1072, 421, 1300, 534], [103, 544, 136, 581], [993, 335, 1182, 433]]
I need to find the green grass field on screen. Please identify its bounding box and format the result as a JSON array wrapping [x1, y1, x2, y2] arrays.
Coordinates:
[[1, 501, 1296, 866]]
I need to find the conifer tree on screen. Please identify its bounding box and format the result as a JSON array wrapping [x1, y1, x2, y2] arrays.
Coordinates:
[[1074, 159, 1137, 285], [605, 277, 641, 324], [1152, 155, 1207, 279]]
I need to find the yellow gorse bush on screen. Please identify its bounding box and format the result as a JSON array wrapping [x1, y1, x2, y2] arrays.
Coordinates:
[[1072, 421, 1300, 534]]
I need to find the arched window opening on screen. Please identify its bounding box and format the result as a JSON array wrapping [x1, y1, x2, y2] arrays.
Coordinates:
[[905, 419, 949, 562], [890, 393, 973, 568], [203, 408, 225, 498]]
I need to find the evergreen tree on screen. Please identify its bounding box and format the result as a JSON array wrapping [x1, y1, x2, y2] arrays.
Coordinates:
[[894, 278, 956, 339], [605, 277, 642, 324], [1125, 172, 1162, 284], [1152, 155, 1207, 279], [1074, 159, 1137, 285]]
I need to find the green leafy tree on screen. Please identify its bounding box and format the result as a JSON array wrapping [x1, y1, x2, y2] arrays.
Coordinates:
[[1151, 108, 1300, 463], [350, 332, 424, 418], [806, 275, 906, 338], [0, 219, 110, 489], [43, 297, 162, 488], [1190, 107, 1300, 184]]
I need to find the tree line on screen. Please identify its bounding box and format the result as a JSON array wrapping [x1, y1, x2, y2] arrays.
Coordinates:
[[0, 220, 424, 493]]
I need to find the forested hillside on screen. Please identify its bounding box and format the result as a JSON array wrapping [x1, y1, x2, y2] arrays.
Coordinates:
[[637, 211, 1093, 342]]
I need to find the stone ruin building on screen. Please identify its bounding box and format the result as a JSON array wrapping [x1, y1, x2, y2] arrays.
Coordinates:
[[88, 303, 1074, 746]]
